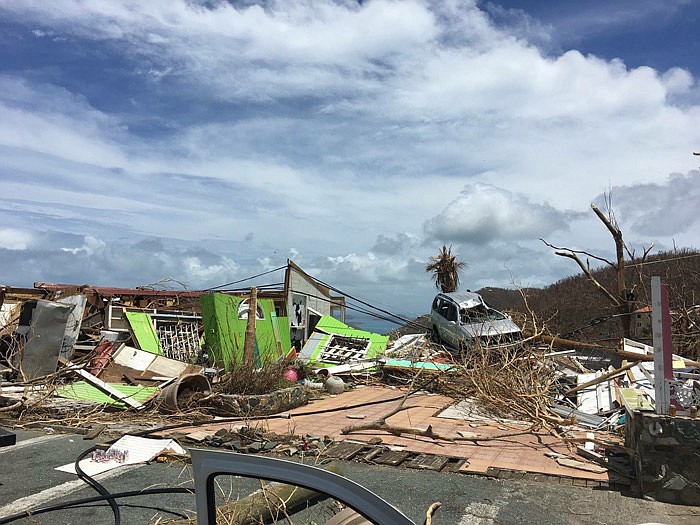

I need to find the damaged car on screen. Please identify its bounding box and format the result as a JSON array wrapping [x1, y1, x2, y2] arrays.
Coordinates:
[[430, 291, 522, 350]]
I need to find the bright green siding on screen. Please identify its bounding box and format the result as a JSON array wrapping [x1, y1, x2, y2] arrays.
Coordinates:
[[125, 311, 163, 355], [54, 381, 158, 408], [307, 315, 389, 365], [200, 293, 288, 369]]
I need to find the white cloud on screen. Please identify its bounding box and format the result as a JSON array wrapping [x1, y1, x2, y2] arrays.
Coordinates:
[[592, 171, 700, 240], [0, 228, 32, 250], [61, 235, 106, 255], [424, 183, 577, 244], [1, 1, 700, 317]]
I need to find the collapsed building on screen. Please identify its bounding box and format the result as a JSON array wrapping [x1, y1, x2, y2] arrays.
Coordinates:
[[1, 268, 699, 508]]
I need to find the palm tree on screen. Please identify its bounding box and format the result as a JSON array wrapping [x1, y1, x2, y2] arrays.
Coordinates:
[[426, 245, 467, 293]]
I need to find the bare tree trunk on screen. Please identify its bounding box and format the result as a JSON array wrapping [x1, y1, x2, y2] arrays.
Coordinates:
[[243, 287, 257, 367], [542, 198, 648, 340], [591, 203, 632, 338]]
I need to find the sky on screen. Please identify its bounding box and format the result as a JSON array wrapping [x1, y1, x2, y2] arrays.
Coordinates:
[[1, 0, 699, 329]]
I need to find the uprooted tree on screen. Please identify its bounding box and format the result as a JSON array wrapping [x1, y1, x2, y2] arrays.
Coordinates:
[[426, 245, 467, 293], [541, 194, 653, 339]]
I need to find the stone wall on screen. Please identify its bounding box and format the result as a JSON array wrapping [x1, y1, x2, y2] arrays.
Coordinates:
[[626, 411, 700, 505], [208, 386, 308, 417]]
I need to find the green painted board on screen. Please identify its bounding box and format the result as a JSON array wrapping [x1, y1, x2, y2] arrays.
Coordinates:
[[618, 387, 655, 411], [276, 316, 292, 354], [307, 316, 389, 366], [125, 311, 162, 355], [200, 293, 285, 370], [54, 381, 158, 409]]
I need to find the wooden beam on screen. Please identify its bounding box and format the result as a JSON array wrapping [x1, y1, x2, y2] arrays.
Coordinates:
[[564, 361, 639, 396]]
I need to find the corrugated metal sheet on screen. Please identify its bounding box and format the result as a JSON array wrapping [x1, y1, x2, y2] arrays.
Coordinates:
[[54, 381, 158, 408]]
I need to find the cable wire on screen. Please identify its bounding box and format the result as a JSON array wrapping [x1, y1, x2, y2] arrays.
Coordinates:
[[206, 266, 286, 291], [74, 446, 121, 525], [0, 488, 194, 524]]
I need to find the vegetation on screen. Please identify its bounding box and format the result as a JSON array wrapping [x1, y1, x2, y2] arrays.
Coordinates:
[[218, 361, 295, 396], [478, 248, 700, 360], [425, 245, 467, 293], [541, 195, 653, 338]]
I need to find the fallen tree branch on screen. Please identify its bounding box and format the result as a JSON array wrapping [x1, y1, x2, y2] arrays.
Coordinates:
[[426, 502, 442, 525]]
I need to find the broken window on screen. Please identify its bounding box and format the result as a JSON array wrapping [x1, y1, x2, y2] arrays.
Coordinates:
[[318, 334, 371, 363], [237, 300, 265, 321]]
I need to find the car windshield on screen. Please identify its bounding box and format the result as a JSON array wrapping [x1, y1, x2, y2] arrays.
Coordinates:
[[460, 305, 506, 324]]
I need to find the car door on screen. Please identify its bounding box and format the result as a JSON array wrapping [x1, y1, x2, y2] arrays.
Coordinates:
[[442, 300, 461, 346]]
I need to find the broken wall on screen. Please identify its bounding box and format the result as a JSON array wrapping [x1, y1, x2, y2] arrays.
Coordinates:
[[200, 293, 290, 369], [626, 411, 700, 505]]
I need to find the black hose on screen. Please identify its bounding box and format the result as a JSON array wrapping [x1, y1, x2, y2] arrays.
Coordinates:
[[0, 488, 194, 524], [74, 446, 121, 525]]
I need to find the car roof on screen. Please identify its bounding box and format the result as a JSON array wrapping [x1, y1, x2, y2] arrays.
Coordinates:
[[438, 290, 484, 308]]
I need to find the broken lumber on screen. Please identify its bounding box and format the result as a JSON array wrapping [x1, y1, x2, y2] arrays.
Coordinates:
[[564, 361, 639, 396], [533, 334, 700, 367], [556, 457, 607, 473]]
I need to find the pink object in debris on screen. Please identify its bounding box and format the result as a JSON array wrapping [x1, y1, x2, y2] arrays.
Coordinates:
[[283, 368, 300, 382]]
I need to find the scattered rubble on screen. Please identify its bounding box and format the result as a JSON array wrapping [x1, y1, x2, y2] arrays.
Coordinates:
[[2, 266, 700, 510]]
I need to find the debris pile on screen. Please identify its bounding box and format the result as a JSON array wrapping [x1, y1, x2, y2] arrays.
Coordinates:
[[2, 268, 700, 507]]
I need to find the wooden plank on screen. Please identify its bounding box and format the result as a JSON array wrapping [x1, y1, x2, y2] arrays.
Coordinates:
[[362, 448, 384, 462], [323, 441, 367, 460], [59, 358, 144, 410], [406, 454, 449, 471], [83, 424, 107, 440], [565, 361, 639, 396], [442, 459, 467, 473], [374, 450, 411, 466]]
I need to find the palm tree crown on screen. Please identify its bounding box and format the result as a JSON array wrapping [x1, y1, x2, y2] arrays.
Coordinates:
[[425, 245, 467, 293]]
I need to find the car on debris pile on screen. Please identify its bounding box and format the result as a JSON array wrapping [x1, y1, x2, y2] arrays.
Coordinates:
[[430, 291, 522, 350]]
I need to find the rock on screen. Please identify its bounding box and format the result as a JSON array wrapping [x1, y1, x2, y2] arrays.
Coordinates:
[[324, 375, 345, 394], [662, 474, 689, 491], [248, 442, 264, 453]]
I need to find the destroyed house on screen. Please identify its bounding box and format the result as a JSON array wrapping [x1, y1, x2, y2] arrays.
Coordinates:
[[0, 260, 347, 373]]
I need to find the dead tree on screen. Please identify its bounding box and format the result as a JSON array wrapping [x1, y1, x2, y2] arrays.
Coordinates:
[[541, 196, 653, 339]]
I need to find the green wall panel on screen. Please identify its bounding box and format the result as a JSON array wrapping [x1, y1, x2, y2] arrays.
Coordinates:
[[125, 311, 162, 355]]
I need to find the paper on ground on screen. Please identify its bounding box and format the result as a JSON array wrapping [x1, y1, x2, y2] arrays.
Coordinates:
[[56, 435, 186, 476]]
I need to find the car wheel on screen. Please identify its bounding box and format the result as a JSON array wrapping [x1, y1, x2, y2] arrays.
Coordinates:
[[430, 325, 441, 343]]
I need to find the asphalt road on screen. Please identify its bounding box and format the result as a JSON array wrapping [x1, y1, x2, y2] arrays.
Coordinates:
[[1, 427, 699, 525]]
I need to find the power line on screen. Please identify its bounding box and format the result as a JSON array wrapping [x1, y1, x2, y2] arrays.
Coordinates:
[[206, 266, 286, 291], [628, 252, 700, 267]]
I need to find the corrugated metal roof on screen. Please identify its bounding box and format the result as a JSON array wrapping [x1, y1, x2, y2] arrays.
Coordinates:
[[54, 381, 158, 408]]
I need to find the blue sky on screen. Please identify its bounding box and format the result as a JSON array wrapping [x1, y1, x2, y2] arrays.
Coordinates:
[[1, 1, 699, 327]]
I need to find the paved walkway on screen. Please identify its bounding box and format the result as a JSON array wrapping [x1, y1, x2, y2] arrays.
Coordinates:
[[177, 385, 612, 482]]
